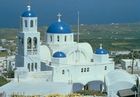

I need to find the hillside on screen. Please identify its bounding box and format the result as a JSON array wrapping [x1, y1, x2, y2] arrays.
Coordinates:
[[75, 23, 140, 51], [0, 23, 140, 51]]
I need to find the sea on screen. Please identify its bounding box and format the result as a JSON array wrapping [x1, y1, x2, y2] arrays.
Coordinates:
[[0, 0, 140, 28]]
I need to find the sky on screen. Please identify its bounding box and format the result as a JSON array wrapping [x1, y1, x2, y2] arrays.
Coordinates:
[[0, 0, 140, 28]]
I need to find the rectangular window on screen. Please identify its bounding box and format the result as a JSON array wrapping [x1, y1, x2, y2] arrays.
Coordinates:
[[62, 70, 65, 74], [57, 36, 59, 42], [81, 68, 83, 72], [87, 68, 89, 72], [35, 63, 37, 70], [84, 68, 86, 72], [31, 63, 34, 71], [105, 66, 107, 70], [65, 36, 67, 42], [91, 59, 94, 62], [28, 63, 30, 72], [49, 62, 52, 66]]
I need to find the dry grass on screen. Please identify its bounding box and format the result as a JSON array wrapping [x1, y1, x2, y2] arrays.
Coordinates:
[[11, 93, 82, 97]]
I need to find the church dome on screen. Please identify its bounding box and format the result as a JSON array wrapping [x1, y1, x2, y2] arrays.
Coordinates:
[[21, 5, 36, 17], [95, 44, 108, 54], [22, 11, 36, 17], [47, 13, 72, 34], [53, 51, 66, 58], [47, 21, 71, 34]]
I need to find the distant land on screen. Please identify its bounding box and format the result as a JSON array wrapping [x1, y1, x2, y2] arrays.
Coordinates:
[[0, 23, 140, 51]]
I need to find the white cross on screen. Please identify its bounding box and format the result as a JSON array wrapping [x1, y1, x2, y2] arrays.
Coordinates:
[[57, 13, 62, 22], [100, 43, 103, 49], [27, 5, 31, 11], [27, 0, 31, 11]]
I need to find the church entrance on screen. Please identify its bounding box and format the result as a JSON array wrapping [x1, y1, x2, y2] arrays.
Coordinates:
[[85, 80, 104, 91]]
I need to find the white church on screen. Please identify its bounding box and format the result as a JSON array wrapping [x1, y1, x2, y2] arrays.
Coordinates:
[[0, 5, 139, 97]]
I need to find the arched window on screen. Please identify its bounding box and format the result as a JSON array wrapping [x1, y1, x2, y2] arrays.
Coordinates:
[[30, 20, 34, 27], [35, 63, 37, 70], [21, 38, 24, 45], [33, 37, 37, 49], [28, 63, 30, 72], [57, 36, 60, 42], [27, 37, 32, 49], [50, 36, 52, 42], [65, 36, 67, 42], [25, 20, 28, 27], [31, 63, 34, 71]]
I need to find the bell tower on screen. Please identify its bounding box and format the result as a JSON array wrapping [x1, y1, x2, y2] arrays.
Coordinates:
[[16, 5, 41, 72]]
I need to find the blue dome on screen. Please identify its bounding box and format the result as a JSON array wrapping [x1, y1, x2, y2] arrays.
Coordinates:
[[47, 21, 72, 34], [22, 11, 36, 17], [53, 51, 66, 58], [21, 6, 36, 17], [95, 48, 108, 54]]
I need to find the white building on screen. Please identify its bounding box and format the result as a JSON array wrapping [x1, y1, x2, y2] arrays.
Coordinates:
[[14, 5, 115, 84], [110, 51, 130, 56], [0, 5, 138, 97], [105, 70, 137, 97], [121, 59, 140, 70], [0, 56, 15, 71], [0, 46, 7, 52]]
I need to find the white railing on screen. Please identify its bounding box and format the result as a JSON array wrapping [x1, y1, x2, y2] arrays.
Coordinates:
[[28, 71, 52, 81]]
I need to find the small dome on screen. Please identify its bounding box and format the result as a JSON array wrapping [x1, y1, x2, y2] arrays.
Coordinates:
[[95, 48, 108, 54], [22, 11, 36, 17], [95, 44, 108, 54], [53, 51, 66, 58], [47, 13, 71, 34], [21, 5, 36, 17]]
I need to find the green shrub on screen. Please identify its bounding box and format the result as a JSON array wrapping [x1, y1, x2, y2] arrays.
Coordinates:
[[0, 76, 9, 86]]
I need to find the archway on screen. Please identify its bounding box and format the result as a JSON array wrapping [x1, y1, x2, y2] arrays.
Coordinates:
[[72, 83, 84, 92], [27, 37, 32, 49], [67, 49, 87, 64], [33, 37, 37, 49], [85, 80, 104, 91]]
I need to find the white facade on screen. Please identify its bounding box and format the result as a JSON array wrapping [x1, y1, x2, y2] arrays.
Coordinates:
[[16, 6, 41, 73], [121, 59, 140, 70], [0, 56, 15, 71]]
